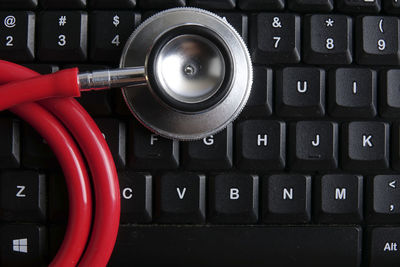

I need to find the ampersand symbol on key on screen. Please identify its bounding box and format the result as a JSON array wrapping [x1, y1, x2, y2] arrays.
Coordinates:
[[272, 17, 282, 28]]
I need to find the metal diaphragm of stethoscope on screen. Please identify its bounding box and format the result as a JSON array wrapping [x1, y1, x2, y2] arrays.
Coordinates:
[[79, 7, 253, 140]]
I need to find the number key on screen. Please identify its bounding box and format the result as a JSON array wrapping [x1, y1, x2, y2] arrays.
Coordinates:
[[37, 11, 88, 62], [356, 16, 400, 65]]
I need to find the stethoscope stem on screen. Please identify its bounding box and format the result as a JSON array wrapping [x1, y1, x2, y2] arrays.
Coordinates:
[[78, 66, 146, 91]]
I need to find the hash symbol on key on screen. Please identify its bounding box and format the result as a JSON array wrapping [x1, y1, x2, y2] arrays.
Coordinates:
[[58, 16, 66, 26]]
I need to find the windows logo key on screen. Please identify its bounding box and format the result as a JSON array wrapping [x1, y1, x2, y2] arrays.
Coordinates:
[[13, 238, 28, 253]]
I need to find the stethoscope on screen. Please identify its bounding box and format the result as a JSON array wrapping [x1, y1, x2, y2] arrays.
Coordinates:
[[0, 7, 252, 266]]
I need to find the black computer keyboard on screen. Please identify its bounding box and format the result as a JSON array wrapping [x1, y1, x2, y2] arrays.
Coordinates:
[[1, 0, 400, 266]]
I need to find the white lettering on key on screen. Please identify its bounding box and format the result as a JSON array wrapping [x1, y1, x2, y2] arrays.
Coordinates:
[[257, 134, 268, 147], [150, 134, 158, 146], [283, 188, 293, 200], [384, 242, 398, 251], [122, 187, 133, 199], [335, 188, 346, 200], [203, 135, 214, 146], [311, 134, 320, 147], [230, 188, 239, 200], [297, 81, 307, 93], [177, 188, 186, 199], [363, 135, 373, 147], [352, 81, 357, 94], [16, 185, 26, 198]]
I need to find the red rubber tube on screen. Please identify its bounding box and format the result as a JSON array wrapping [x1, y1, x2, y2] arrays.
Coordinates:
[[0, 60, 120, 266]]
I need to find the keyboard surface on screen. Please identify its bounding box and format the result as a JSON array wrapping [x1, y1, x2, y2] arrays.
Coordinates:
[[0, 0, 400, 266]]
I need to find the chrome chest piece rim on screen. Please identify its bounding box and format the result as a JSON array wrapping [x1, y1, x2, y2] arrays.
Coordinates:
[[120, 7, 253, 140]]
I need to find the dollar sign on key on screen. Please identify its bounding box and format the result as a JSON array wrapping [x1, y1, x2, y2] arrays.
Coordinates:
[[113, 15, 120, 27]]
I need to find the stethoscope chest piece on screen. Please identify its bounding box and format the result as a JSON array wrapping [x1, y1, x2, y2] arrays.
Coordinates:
[[120, 8, 252, 140]]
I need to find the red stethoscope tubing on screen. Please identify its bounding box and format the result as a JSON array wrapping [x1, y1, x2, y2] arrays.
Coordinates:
[[0, 60, 120, 266]]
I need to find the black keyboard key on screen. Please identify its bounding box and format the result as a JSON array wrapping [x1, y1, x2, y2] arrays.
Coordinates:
[[369, 227, 400, 267], [48, 174, 68, 222], [109, 225, 362, 267], [95, 118, 126, 169], [209, 173, 258, 223], [288, 0, 333, 11], [315, 174, 363, 223], [37, 11, 87, 62], [41, 0, 86, 8], [289, 121, 338, 170], [250, 13, 300, 64], [0, 171, 46, 222], [356, 16, 400, 65], [342, 122, 389, 171], [119, 171, 152, 223], [392, 123, 400, 171], [22, 123, 58, 169], [329, 68, 377, 118], [236, 120, 286, 171], [90, 0, 136, 8], [384, 0, 400, 13], [129, 123, 179, 169], [337, 0, 381, 13], [189, 0, 236, 9], [262, 174, 311, 223], [304, 15, 352, 64], [238, 0, 284, 10], [0, 0, 37, 9], [367, 175, 400, 223], [276, 67, 325, 117], [381, 69, 400, 117], [139, 0, 186, 8], [0, 12, 35, 62], [0, 224, 46, 266], [23, 64, 58, 74], [183, 125, 232, 170], [242, 67, 273, 116], [0, 118, 20, 169], [90, 11, 140, 63], [156, 172, 205, 224], [217, 12, 248, 42]]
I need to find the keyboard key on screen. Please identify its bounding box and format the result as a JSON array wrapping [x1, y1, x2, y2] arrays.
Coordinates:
[[109, 225, 362, 267], [384, 0, 400, 13], [48, 174, 68, 222], [95, 118, 126, 169], [183, 125, 232, 170], [139, 0, 186, 8], [217, 12, 248, 42], [236, 120, 286, 171], [209, 173, 258, 223], [129, 123, 179, 169], [90, 0, 136, 8], [289, 121, 338, 170], [0, 12, 35, 62], [276, 67, 325, 117], [23, 64, 58, 74], [392, 123, 400, 171], [156, 172, 205, 223], [380, 69, 400, 117], [22, 123, 58, 169], [304, 15, 353, 64], [0, 118, 20, 168], [337, 0, 381, 13], [369, 227, 400, 266], [189, 0, 236, 9], [367, 175, 400, 223], [262, 174, 311, 223], [90, 11, 140, 63], [0, 224, 46, 266], [238, 0, 284, 10], [119, 171, 152, 223], [250, 13, 300, 64], [242, 67, 273, 116], [288, 0, 333, 11], [0, 171, 46, 222], [329, 68, 377, 118], [37, 11, 87, 62], [356, 16, 400, 65], [342, 122, 389, 171], [41, 0, 86, 8], [0, 0, 37, 9], [315, 174, 363, 223]]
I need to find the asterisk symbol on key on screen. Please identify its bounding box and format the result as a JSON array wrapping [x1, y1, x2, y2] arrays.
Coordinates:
[[325, 18, 334, 27]]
